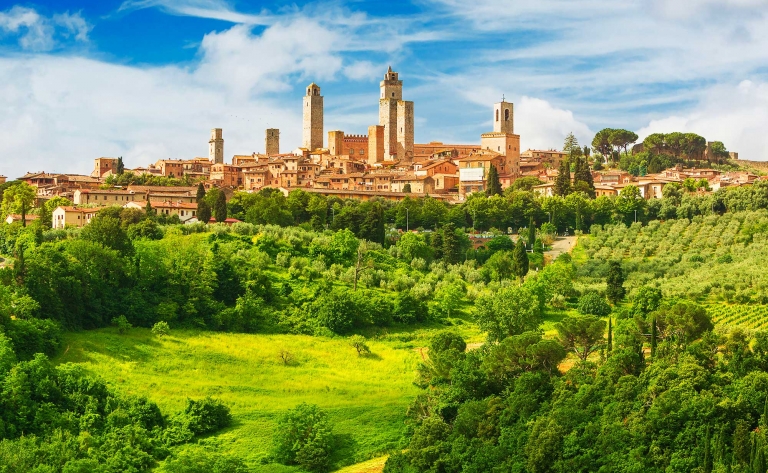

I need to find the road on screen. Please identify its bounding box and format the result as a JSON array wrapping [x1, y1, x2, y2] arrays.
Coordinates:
[[547, 235, 578, 259]]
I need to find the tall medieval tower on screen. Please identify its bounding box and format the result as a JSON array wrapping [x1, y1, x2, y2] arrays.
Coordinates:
[[481, 99, 521, 176], [209, 128, 224, 164], [303, 83, 324, 151], [379, 67, 414, 162], [266, 128, 280, 155]]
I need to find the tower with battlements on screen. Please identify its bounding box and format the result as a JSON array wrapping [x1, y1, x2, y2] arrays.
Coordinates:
[[209, 128, 224, 164], [379, 67, 414, 162], [303, 83, 324, 151]]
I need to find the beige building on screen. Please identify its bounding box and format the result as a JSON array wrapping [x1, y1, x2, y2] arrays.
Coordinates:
[[52, 206, 97, 228], [73, 189, 139, 205], [303, 83, 324, 151], [124, 201, 199, 223], [209, 128, 224, 164], [480, 100, 521, 176], [391, 175, 435, 194], [0, 175, 6, 184], [379, 67, 414, 161]]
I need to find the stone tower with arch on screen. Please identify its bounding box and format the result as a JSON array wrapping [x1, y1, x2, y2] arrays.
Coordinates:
[[303, 83, 324, 151], [481, 98, 521, 176], [378, 67, 414, 162], [209, 128, 224, 164]]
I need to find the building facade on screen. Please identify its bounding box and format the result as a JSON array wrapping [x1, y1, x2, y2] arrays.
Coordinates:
[[303, 83, 324, 151]]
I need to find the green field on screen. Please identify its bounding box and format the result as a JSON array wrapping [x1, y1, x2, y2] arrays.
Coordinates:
[[53, 325, 482, 472]]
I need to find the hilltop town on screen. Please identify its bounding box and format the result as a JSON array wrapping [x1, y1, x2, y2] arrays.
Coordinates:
[[1, 66, 751, 228]]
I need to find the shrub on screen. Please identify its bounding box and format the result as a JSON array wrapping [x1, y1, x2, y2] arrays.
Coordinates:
[[178, 398, 232, 436], [112, 315, 132, 334], [272, 403, 333, 472], [577, 292, 611, 316], [349, 335, 371, 356], [151, 321, 170, 337]]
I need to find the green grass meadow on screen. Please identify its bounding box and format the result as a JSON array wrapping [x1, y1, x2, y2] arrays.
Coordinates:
[[54, 328, 440, 471]]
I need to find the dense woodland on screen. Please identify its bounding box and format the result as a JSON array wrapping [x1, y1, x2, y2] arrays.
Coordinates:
[[3, 146, 768, 471]]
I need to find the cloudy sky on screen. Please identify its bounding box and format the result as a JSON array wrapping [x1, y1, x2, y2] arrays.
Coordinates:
[[0, 0, 767, 178]]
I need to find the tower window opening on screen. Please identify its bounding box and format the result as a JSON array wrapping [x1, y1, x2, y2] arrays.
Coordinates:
[[505, 109, 510, 121], [496, 110, 499, 122], [392, 92, 394, 97]]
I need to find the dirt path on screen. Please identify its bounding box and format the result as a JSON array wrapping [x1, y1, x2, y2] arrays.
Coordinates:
[[547, 236, 577, 259]]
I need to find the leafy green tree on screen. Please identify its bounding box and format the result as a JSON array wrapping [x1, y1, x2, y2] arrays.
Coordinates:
[[555, 315, 606, 361], [528, 217, 536, 249], [610, 129, 639, 155], [606, 261, 625, 304], [1, 181, 36, 227], [402, 183, 411, 193], [349, 335, 371, 356], [485, 250, 514, 282], [80, 213, 134, 255], [573, 156, 595, 198], [475, 285, 541, 342], [652, 302, 713, 351], [482, 331, 565, 385], [441, 223, 463, 264], [486, 164, 502, 196], [591, 128, 615, 162], [563, 132, 581, 158], [510, 176, 543, 192], [112, 315, 132, 334], [577, 292, 611, 316], [214, 191, 228, 222], [151, 321, 170, 337], [512, 238, 529, 279], [272, 403, 333, 472]]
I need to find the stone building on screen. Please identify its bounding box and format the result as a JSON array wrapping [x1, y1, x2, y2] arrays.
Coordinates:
[[0, 175, 5, 184], [480, 100, 521, 176], [303, 83, 324, 151], [209, 128, 224, 164], [368, 125, 385, 164], [92, 158, 119, 178], [379, 67, 414, 162], [266, 128, 280, 155]]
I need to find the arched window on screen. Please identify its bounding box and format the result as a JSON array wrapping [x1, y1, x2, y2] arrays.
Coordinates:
[[496, 110, 499, 122], [504, 109, 510, 121]]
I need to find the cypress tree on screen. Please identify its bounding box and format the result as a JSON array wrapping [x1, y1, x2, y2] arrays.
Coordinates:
[[513, 238, 529, 279], [486, 164, 502, 196], [607, 316, 613, 354], [117, 156, 125, 175], [554, 159, 571, 196], [197, 200, 211, 224], [528, 217, 536, 250], [651, 316, 657, 358], [215, 191, 228, 222], [606, 260, 626, 304], [196, 182, 206, 202], [704, 425, 713, 473], [144, 200, 155, 220], [442, 223, 461, 264]]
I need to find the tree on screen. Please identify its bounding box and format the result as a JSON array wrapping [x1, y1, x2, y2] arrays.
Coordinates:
[[214, 191, 228, 222], [475, 285, 541, 342], [484, 251, 514, 282], [151, 321, 170, 337], [606, 261, 625, 304], [652, 302, 713, 350], [486, 164, 502, 197], [709, 141, 729, 162], [573, 156, 595, 198], [610, 129, 639, 155], [553, 159, 571, 197], [1, 182, 36, 227], [563, 132, 581, 158], [528, 217, 536, 250], [555, 315, 606, 361], [592, 128, 615, 162], [441, 223, 462, 264], [349, 335, 371, 356], [117, 157, 125, 175], [80, 213, 133, 255], [482, 331, 566, 384], [112, 315, 132, 334], [643, 133, 666, 155], [196, 183, 206, 202], [197, 200, 211, 224], [402, 183, 411, 193], [577, 292, 611, 316], [512, 238, 529, 279], [272, 403, 333, 472]]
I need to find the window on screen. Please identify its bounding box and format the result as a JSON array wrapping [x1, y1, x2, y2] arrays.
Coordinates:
[[504, 109, 509, 121], [496, 110, 499, 122], [359, 149, 364, 155], [392, 92, 395, 97]]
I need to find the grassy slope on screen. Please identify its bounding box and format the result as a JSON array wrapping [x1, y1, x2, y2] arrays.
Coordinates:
[[55, 329, 431, 471]]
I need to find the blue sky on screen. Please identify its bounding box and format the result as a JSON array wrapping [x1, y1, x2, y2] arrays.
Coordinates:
[[1, 0, 767, 178]]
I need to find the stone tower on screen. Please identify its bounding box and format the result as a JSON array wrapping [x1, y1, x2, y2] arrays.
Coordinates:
[[368, 125, 385, 164], [209, 128, 224, 164], [481, 99, 521, 176], [303, 83, 323, 151], [265, 128, 280, 155], [493, 101, 514, 134], [328, 130, 344, 156], [379, 67, 414, 161]]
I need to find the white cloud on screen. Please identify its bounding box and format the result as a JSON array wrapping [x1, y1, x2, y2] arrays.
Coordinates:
[[0, 6, 90, 51], [117, 0, 273, 24], [637, 80, 768, 160], [343, 60, 378, 81], [515, 97, 593, 152]]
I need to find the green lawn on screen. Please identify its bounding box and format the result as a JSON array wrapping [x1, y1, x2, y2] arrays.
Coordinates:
[[54, 328, 438, 471]]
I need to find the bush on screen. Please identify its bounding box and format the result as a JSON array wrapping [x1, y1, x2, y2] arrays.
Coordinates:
[[151, 321, 170, 337], [349, 335, 371, 356], [159, 450, 248, 473], [577, 292, 611, 316], [272, 403, 333, 472], [112, 315, 132, 334], [178, 398, 232, 436]]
